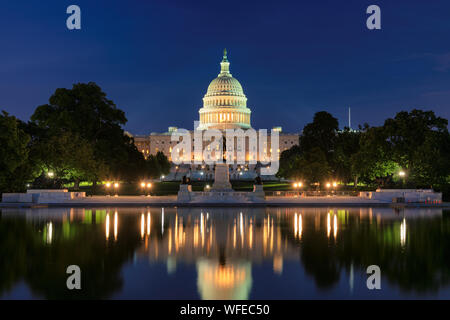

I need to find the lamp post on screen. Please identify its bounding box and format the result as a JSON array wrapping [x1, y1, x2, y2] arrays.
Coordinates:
[[105, 182, 111, 196], [292, 181, 303, 196], [114, 182, 119, 197], [326, 182, 331, 195], [399, 170, 406, 187], [140, 181, 152, 196]]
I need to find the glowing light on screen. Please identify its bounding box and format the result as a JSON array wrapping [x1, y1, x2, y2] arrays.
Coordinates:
[[114, 211, 118, 241], [294, 213, 298, 236], [298, 182, 303, 188], [327, 212, 331, 238], [47, 171, 54, 178], [240, 212, 244, 237], [140, 213, 145, 239], [105, 182, 111, 188], [147, 212, 151, 235], [140, 182, 146, 188], [200, 212, 204, 235], [147, 183, 152, 188], [114, 182, 119, 188], [105, 213, 110, 240], [400, 218, 406, 246], [161, 208, 164, 235], [293, 183, 298, 188], [326, 183, 331, 188], [206, 184, 210, 189], [399, 171, 406, 177], [333, 214, 338, 239], [298, 214, 302, 239], [333, 182, 337, 187], [294, 213, 302, 239], [46, 222, 53, 244]]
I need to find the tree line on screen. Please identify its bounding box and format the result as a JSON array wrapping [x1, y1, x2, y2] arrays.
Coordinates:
[[0, 82, 170, 193], [278, 110, 450, 192]]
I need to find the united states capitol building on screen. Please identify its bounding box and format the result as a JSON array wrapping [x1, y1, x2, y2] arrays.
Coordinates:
[[131, 50, 299, 180]]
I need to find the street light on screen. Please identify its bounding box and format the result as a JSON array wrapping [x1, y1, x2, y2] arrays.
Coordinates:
[[399, 170, 406, 187], [293, 182, 303, 189], [105, 182, 112, 196], [332, 182, 337, 188], [146, 182, 152, 196], [47, 171, 54, 178], [114, 182, 119, 197]]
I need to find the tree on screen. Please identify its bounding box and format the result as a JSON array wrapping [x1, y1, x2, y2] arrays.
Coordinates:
[[0, 111, 32, 193], [27, 130, 104, 189], [277, 145, 302, 179], [332, 128, 361, 184], [145, 151, 170, 179], [297, 147, 331, 187], [156, 151, 171, 176], [29, 82, 146, 186], [300, 111, 339, 160], [350, 126, 400, 187], [410, 130, 450, 187], [382, 109, 450, 186]]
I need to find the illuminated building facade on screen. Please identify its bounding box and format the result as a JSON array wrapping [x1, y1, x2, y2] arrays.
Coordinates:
[[131, 50, 299, 180]]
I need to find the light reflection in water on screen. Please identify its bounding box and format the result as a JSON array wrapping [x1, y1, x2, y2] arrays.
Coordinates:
[[298, 214, 302, 239], [4, 206, 445, 300], [294, 213, 302, 239], [140, 213, 145, 239], [400, 218, 407, 246], [45, 222, 53, 244], [327, 212, 331, 238], [161, 208, 164, 235], [114, 211, 118, 241], [147, 212, 151, 236], [333, 214, 338, 240], [105, 213, 110, 240]]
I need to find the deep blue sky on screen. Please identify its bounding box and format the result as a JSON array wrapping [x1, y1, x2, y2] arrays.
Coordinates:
[[1, 0, 450, 134]]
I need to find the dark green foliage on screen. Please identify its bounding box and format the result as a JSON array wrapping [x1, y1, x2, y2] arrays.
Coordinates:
[[279, 109, 450, 194], [145, 151, 171, 179], [28, 82, 147, 186], [0, 111, 32, 193]]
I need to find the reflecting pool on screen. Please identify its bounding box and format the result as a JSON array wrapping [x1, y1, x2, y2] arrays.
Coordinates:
[[0, 207, 449, 299]]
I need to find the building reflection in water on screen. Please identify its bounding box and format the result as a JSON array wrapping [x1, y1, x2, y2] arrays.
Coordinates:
[[1, 206, 442, 299]]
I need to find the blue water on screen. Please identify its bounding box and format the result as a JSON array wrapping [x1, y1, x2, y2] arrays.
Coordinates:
[[1, 206, 449, 299]]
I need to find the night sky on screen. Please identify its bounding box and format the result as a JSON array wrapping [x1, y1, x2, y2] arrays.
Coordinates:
[[1, 0, 450, 134]]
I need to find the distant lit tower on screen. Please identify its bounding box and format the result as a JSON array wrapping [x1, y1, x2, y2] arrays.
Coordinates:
[[348, 107, 351, 129]]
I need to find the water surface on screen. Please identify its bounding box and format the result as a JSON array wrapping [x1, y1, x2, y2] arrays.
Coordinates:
[[1, 206, 449, 299]]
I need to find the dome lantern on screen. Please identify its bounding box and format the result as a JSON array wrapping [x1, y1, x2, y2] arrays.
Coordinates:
[[219, 48, 231, 76], [198, 49, 252, 130]]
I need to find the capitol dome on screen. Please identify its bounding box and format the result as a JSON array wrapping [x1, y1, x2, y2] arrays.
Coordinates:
[[198, 49, 252, 130]]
